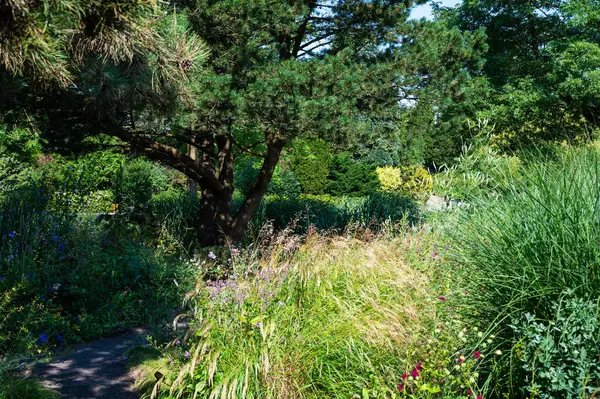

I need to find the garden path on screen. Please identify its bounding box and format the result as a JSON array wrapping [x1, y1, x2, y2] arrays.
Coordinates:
[[34, 328, 147, 398]]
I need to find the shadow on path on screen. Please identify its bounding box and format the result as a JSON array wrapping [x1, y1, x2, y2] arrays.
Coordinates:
[[34, 329, 148, 399]]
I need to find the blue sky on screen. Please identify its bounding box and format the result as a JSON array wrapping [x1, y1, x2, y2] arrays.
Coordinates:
[[410, 0, 462, 20]]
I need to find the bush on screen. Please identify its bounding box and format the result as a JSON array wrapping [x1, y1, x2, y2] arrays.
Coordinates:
[[289, 138, 331, 194], [118, 158, 170, 206], [377, 165, 432, 200], [326, 153, 380, 196], [451, 147, 600, 395]]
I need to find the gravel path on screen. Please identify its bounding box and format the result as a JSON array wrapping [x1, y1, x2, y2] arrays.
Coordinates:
[[34, 329, 148, 399]]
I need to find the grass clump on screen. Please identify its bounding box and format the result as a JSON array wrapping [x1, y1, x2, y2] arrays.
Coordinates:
[[134, 231, 491, 398], [451, 147, 600, 396]]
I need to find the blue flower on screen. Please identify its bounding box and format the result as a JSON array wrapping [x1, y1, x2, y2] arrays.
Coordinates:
[[56, 333, 63, 345], [8, 231, 16, 238], [38, 332, 48, 344]]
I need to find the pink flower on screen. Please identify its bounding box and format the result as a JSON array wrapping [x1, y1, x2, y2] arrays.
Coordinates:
[[438, 296, 446, 301], [410, 368, 420, 378], [473, 351, 481, 359], [477, 396, 483, 399], [397, 384, 403, 391], [468, 389, 473, 395], [416, 362, 422, 370], [401, 373, 407, 380], [231, 248, 239, 254], [208, 251, 216, 260], [184, 351, 190, 358]]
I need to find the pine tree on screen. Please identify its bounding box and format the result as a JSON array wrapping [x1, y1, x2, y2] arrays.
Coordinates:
[[1, 0, 484, 245]]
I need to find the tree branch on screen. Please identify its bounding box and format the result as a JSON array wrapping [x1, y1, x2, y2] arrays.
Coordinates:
[[102, 124, 224, 193]]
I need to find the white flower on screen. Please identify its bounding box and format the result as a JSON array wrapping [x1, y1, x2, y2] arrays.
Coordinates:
[[495, 350, 502, 355]]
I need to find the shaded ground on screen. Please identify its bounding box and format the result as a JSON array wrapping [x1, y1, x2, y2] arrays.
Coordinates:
[[34, 329, 148, 399]]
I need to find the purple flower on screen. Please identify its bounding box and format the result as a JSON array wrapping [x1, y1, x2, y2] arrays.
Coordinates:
[[208, 252, 216, 260], [38, 332, 48, 344], [231, 248, 239, 254], [184, 351, 190, 358], [176, 340, 181, 345]]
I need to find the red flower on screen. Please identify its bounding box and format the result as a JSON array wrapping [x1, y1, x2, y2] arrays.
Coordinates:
[[477, 396, 483, 399], [397, 384, 403, 391], [438, 296, 446, 301], [411, 368, 420, 378], [473, 351, 481, 359], [468, 389, 473, 395], [416, 362, 423, 371], [401, 373, 407, 380]]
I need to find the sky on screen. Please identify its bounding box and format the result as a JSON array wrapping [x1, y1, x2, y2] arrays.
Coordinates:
[[410, 0, 462, 20]]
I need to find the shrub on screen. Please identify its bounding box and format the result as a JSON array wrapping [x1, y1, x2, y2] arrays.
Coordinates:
[[377, 165, 432, 200], [118, 158, 170, 206], [289, 138, 331, 194], [326, 153, 379, 196]]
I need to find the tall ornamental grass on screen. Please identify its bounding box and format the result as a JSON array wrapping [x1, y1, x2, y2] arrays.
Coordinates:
[[452, 147, 600, 395]]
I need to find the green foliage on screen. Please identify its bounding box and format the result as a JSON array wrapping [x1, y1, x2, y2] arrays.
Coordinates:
[[510, 296, 600, 399], [0, 182, 194, 353], [248, 192, 418, 235], [118, 158, 171, 206], [326, 153, 380, 197], [450, 147, 600, 395], [133, 235, 439, 399], [289, 139, 331, 195], [149, 189, 200, 251], [235, 158, 301, 198], [432, 140, 523, 200], [377, 166, 433, 200]]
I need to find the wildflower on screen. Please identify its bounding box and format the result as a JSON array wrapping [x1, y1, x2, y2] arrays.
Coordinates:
[[8, 231, 16, 238], [458, 354, 465, 363], [438, 295, 446, 301], [495, 350, 502, 355], [184, 351, 190, 358], [176, 340, 181, 345], [468, 389, 473, 395], [231, 248, 239, 254], [416, 363, 422, 371], [401, 373, 407, 380], [208, 252, 216, 260], [56, 333, 63, 345], [397, 384, 403, 391], [477, 396, 483, 399], [473, 351, 481, 359], [38, 332, 48, 344], [410, 368, 420, 378]]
